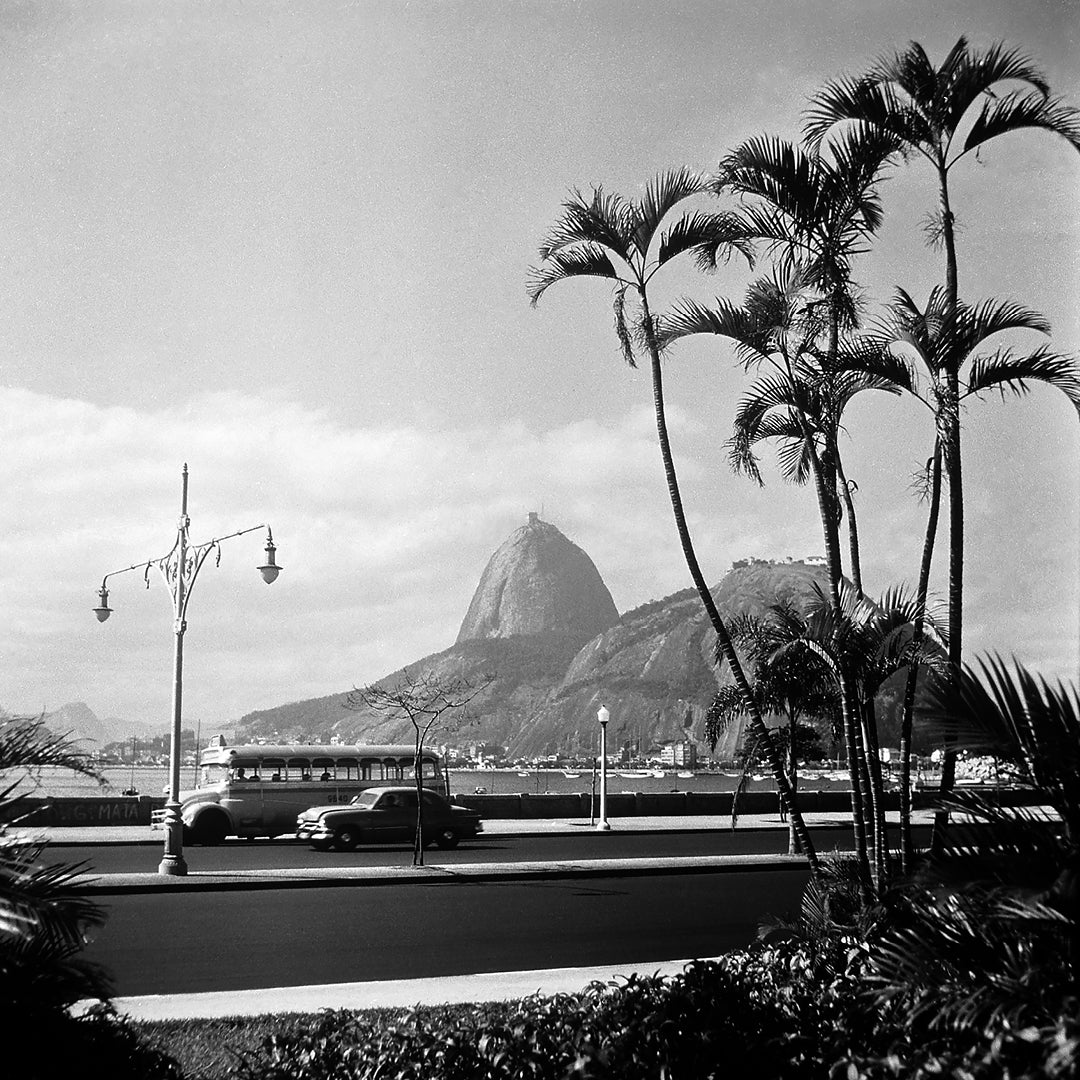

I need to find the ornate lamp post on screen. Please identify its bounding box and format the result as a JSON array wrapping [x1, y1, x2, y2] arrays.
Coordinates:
[[94, 464, 281, 876], [596, 704, 611, 831]]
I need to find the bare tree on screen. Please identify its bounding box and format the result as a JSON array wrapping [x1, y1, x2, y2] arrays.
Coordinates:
[[345, 669, 494, 865]]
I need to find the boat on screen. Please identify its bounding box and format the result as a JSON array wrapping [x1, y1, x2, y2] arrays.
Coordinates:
[[677, 771, 694, 779], [618, 770, 652, 779], [518, 771, 531, 778], [562, 771, 581, 779]]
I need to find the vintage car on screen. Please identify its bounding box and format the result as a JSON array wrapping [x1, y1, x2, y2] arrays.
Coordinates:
[[296, 785, 483, 851]]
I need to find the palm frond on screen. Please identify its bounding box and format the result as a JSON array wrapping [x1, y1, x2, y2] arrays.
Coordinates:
[[963, 89, 1080, 156], [657, 296, 772, 368], [655, 210, 753, 273], [630, 168, 707, 258], [920, 655, 1080, 834], [526, 244, 620, 306], [804, 75, 929, 153], [964, 346, 1080, 413], [536, 186, 633, 261]]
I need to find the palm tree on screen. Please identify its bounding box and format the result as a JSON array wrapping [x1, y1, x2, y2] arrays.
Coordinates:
[[703, 128, 897, 595], [743, 585, 946, 897], [858, 287, 1080, 856], [706, 618, 840, 854], [727, 345, 902, 595], [862, 658, 1080, 1052], [528, 170, 820, 871], [804, 36, 1080, 807], [0, 715, 112, 1028], [663, 270, 905, 889]]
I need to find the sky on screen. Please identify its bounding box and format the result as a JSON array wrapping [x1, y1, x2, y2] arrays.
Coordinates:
[[2, 0, 1078, 732]]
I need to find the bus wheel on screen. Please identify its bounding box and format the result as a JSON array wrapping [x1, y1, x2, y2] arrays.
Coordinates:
[[436, 828, 459, 849], [192, 811, 228, 846], [335, 828, 359, 852]]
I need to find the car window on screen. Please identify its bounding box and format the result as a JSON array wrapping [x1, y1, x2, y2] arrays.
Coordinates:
[[352, 791, 380, 808]]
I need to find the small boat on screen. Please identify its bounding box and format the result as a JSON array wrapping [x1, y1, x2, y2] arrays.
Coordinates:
[[677, 771, 694, 779], [518, 771, 531, 778], [618, 770, 652, 779], [563, 771, 581, 779]]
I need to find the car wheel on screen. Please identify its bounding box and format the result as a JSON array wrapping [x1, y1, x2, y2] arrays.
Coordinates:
[[335, 827, 360, 851], [191, 811, 228, 846], [436, 828, 459, 849], [311, 839, 332, 852]]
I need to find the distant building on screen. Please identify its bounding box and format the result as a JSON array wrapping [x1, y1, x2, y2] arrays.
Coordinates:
[[659, 740, 698, 768]]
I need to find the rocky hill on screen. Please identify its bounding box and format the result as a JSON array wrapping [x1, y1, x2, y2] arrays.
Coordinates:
[[240, 514, 620, 747], [237, 512, 836, 758], [457, 512, 618, 644]]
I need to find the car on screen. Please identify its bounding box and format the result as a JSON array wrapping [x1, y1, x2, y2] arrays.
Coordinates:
[[296, 785, 483, 852]]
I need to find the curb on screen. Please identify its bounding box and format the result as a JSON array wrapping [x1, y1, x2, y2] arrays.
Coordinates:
[[75, 852, 809, 895]]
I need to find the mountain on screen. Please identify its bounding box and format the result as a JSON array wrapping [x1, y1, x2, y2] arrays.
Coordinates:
[[457, 512, 618, 644], [510, 559, 833, 759], [240, 514, 619, 746], [31, 702, 160, 748], [237, 510, 835, 758]]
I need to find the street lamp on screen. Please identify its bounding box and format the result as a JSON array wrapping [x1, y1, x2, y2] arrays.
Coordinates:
[[597, 704, 611, 831], [94, 464, 281, 876]]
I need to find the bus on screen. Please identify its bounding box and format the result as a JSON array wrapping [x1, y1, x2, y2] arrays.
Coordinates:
[[156, 738, 448, 845]]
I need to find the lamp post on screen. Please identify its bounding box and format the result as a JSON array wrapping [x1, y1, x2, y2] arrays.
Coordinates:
[[597, 704, 610, 831], [94, 464, 281, 876]]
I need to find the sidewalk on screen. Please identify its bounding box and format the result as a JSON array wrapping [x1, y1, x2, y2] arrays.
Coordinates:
[[31, 808, 930, 845]]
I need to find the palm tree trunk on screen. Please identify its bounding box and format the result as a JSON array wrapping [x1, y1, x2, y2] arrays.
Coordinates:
[[835, 451, 863, 596], [899, 441, 942, 872], [933, 170, 962, 858], [862, 698, 888, 895], [780, 352, 868, 893], [640, 296, 819, 874], [788, 708, 799, 855]]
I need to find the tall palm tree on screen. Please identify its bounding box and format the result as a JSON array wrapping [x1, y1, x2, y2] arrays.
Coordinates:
[[706, 129, 897, 595], [528, 170, 821, 871], [663, 271, 904, 891], [804, 37, 1080, 807], [859, 287, 1080, 856]]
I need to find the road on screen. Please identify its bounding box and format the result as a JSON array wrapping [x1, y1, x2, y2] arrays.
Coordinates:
[[80, 869, 811, 996], [52, 824, 922, 875]]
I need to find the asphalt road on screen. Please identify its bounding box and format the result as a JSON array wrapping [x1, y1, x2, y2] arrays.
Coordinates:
[[81, 869, 811, 996], [51, 824, 919, 875]]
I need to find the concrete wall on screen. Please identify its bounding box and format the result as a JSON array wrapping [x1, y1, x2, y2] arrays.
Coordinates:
[[8, 795, 166, 827], [3, 787, 1040, 826]]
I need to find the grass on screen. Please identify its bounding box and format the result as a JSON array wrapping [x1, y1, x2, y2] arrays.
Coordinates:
[[133, 1003, 510, 1080]]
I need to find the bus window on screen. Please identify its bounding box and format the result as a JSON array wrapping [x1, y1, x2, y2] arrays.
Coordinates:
[[200, 763, 229, 788], [419, 758, 437, 779], [337, 757, 358, 781], [360, 758, 380, 781], [263, 758, 285, 781], [230, 759, 260, 782], [287, 758, 311, 781], [313, 758, 334, 781]]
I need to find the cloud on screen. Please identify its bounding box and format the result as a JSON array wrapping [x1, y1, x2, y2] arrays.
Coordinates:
[[4, 379, 1077, 730], [0, 388, 708, 725]]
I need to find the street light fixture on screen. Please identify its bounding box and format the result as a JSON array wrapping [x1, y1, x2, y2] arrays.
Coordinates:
[[94, 464, 281, 876], [597, 704, 611, 831]]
